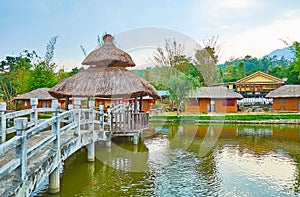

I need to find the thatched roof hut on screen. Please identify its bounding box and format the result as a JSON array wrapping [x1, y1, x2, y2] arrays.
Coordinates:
[[49, 34, 160, 100], [189, 86, 243, 99], [14, 88, 55, 109], [266, 85, 300, 98], [15, 88, 55, 100]]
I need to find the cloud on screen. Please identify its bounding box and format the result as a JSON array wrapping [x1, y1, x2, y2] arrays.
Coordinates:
[[220, 11, 300, 62]]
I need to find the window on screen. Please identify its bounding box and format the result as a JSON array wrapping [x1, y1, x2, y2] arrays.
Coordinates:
[[188, 98, 199, 106], [222, 99, 235, 106]]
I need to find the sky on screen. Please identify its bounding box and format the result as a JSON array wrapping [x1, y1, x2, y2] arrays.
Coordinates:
[[0, 0, 300, 71]]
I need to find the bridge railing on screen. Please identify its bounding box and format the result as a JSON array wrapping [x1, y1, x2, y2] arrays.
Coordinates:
[[0, 98, 149, 184], [0, 99, 90, 182], [0, 98, 67, 144], [0, 100, 71, 182]]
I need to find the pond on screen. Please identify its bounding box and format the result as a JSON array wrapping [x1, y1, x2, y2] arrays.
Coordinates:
[[36, 123, 300, 196]]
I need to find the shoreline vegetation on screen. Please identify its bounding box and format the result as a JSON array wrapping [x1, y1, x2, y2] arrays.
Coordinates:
[[150, 112, 300, 124]]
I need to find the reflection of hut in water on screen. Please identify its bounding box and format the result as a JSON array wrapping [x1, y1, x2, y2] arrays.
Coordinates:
[[49, 34, 160, 109], [95, 141, 148, 172]]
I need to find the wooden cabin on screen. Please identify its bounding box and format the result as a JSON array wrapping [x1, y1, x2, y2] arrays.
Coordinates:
[[234, 71, 285, 98], [266, 85, 300, 112], [14, 88, 55, 110], [186, 86, 243, 113]]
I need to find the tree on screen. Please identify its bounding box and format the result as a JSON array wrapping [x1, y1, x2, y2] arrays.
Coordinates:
[[27, 36, 60, 91], [151, 39, 184, 67], [150, 39, 203, 115], [0, 50, 38, 108], [194, 36, 222, 86], [152, 66, 193, 116], [289, 41, 300, 83]]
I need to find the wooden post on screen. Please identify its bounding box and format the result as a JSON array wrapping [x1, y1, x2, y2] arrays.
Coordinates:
[[99, 105, 104, 129], [65, 97, 70, 111], [86, 101, 95, 162], [74, 98, 81, 136], [134, 96, 138, 113], [49, 100, 60, 194], [14, 117, 28, 181], [67, 104, 73, 123], [0, 102, 6, 143], [106, 107, 112, 147], [30, 98, 38, 126], [139, 93, 143, 112]]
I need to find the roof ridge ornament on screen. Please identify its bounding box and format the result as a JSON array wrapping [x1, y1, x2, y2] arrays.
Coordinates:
[[103, 34, 113, 44]]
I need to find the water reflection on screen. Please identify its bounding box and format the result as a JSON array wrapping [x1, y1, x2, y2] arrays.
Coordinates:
[[39, 124, 300, 196]]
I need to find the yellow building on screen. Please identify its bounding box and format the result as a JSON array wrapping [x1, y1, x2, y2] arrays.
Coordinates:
[[233, 71, 284, 98]]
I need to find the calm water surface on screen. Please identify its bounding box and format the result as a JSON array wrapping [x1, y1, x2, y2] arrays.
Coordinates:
[[37, 123, 300, 196]]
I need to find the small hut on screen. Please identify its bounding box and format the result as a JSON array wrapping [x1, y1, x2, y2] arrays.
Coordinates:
[[186, 86, 243, 113], [49, 34, 160, 109], [266, 85, 300, 112], [14, 88, 55, 109]]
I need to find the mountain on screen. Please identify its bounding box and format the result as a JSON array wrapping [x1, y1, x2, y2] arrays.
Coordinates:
[[266, 46, 295, 61]]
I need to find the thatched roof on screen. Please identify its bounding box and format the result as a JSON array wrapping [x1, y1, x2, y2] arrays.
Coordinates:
[[15, 88, 55, 100], [81, 34, 135, 68], [49, 67, 160, 99], [265, 85, 300, 98], [49, 34, 160, 99], [189, 86, 243, 99]]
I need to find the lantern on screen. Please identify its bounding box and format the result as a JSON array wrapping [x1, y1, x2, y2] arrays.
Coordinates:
[[122, 98, 128, 103], [148, 99, 155, 104]]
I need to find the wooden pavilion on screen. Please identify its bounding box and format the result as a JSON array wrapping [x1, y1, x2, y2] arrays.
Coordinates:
[[266, 85, 300, 112], [49, 34, 160, 110]]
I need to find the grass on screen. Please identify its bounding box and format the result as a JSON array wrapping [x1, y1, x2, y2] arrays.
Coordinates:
[[150, 112, 300, 121]]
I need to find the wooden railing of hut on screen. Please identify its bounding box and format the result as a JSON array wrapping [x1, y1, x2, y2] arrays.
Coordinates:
[[110, 103, 149, 134], [0, 98, 149, 196]]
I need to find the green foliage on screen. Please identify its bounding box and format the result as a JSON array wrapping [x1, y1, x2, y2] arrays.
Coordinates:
[[0, 36, 82, 109], [287, 42, 300, 84], [195, 47, 221, 86], [27, 63, 59, 91], [152, 66, 194, 115], [219, 55, 291, 82], [0, 50, 37, 108], [68, 66, 85, 76]]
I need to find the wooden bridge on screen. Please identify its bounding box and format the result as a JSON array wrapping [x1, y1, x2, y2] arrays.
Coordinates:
[[0, 98, 149, 196]]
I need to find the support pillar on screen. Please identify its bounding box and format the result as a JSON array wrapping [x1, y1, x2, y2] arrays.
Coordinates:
[[74, 98, 81, 136], [86, 101, 95, 162], [86, 143, 95, 162], [65, 97, 70, 111], [49, 100, 60, 194], [14, 118, 28, 181], [49, 168, 60, 194], [132, 134, 139, 145], [30, 98, 38, 126], [139, 93, 143, 112], [0, 102, 6, 143]]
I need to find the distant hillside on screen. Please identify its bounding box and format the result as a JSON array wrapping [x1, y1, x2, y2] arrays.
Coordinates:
[[218, 46, 295, 74], [266, 46, 294, 61]]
